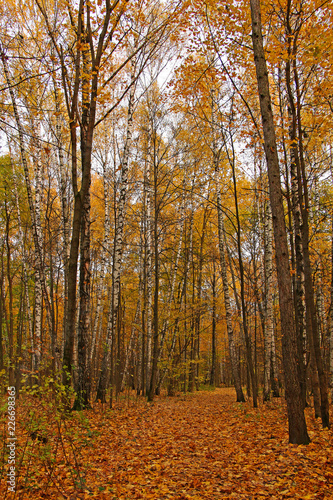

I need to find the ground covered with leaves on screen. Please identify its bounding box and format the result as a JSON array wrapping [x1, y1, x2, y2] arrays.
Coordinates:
[[1, 387, 333, 499]]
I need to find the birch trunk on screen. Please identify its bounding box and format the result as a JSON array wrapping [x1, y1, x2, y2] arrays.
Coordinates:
[[210, 256, 217, 386], [227, 130, 258, 407], [32, 125, 43, 370], [188, 187, 197, 393], [293, 57, 330, 428], [216, 181, 245, 402], [7, 146, 34, 374], [4, 199, 14, 386], [148, 125, 161, 401], [330, 214, 333, 403], [255, 165, 268, 396], [0, 244, 4, 373], [145, 132, 153, 395], [52, 73, 70, 360], [120, 292, 141, 392], [96, 68, 135, 403], [135, 210, 146, 394], [158, 186, 193, 393], [263, 202, 274, 400], [316, 261, 325, 347], [193, 203, 207, 392], [271, 318, 280, 397], [90, 155, 111, 366], [158, 178, 186, 360], [1, 51, 54, 375], [285, 46, 309, 410], [313, 182, 325, 346]]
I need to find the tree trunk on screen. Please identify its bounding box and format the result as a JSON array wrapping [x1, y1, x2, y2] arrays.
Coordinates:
[[210, 256, 217, 386], [30, 117, 44, 372], [264, 202, 274, 401], [293, 60, 330, 428], [1, 51, 54, 378], [216, 183, 245, 402], [329, 214, 333, 403], [250, 0, 310, 444], [52, 72, 70, 361], [5, 201, 14, 387], [8, 147, 34, 377], [285, 52, 307, 409], [228, 132, 258, 407], [148, 127, 160, 401], [145, 139, 153, 395], [73, 187, 92, 410], [0, 243, 4, 373], [90, 153, 111, 376], [96, 67, 135, 403]]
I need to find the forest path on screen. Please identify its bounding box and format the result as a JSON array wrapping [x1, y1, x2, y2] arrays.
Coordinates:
[[82, 387, 332, 499], [3, 388, 333, 499]]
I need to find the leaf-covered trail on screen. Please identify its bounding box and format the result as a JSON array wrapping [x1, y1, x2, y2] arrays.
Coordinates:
[[2, 388, 333, 499], [82, 388, 332, 499]]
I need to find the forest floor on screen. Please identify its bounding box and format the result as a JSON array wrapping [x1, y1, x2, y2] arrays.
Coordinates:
[[1, 387, 333, 500]]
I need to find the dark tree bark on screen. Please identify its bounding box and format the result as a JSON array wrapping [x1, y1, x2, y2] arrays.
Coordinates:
[[293, 62, 330, 429], [0, 244, 3, 373], [285, 44, 307, 410], [250, 0, 310, 444], [283, 0, 329, 427], [148, 131, 160, 402]]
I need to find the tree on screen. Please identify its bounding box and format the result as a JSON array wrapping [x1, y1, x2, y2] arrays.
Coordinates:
[[250, 0, 310, 444]]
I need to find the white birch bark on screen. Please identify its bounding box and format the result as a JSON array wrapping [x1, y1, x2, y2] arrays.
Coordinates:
[[210, 86, 244, 402], [329, 201, 333, 403], [52, 73, 70, 358], [30, 116, 43, 365], [215, 170, 245, 402], [120, 201, 146, 391], [145, 138, 153, 392], [289, 128, 308, 406], [159, 188, 194, 391], [97, 64, 136, 401], [134, 210, 147, 394], [316, 262, 325, 345], [1, 52, 53, 369], [262, 193, 279, 395], [313, 180, 325, 344], [330, 325, 333, 403], [120, 292, 141, 392], [73, 285, 80, 388], [264, 201, 273, 399], [90, 141, 111, 364], [108, 82, 135, 360], [158, 177, 186, 357], [7, 143, 34, 370], [330, 242, 333, 403]]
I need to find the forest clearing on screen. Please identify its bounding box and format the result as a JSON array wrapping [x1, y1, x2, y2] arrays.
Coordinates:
[[1, 387, 333, 499]]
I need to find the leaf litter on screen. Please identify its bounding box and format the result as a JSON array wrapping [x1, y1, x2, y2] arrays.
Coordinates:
[[1, 388, 332, 499]]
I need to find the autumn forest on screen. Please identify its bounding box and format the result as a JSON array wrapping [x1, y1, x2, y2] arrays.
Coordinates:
[[0, 0, 333, 497]]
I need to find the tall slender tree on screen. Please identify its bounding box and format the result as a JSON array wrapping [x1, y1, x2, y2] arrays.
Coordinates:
[[250, 0, 310, 444]]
